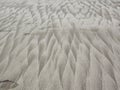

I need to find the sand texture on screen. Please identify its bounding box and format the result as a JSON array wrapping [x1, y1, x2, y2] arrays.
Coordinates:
[[0, 0, 120, 90]]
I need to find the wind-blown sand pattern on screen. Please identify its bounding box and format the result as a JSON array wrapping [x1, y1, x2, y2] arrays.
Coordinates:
[[0, 0, 120, 90]]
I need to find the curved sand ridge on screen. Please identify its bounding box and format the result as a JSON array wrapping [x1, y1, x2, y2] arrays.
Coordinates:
[[0, 0, 120, 90]]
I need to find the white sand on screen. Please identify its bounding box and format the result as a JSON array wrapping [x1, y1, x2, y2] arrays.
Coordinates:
[[0, 0, 120, 90]]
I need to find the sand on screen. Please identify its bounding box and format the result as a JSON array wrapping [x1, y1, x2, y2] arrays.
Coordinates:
[[0, 0, 120, 90]]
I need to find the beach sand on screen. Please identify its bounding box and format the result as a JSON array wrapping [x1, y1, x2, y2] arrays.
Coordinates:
[[0, 0, 120, 90]]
